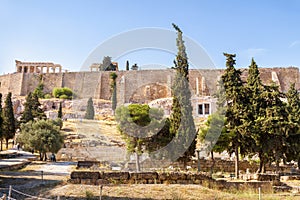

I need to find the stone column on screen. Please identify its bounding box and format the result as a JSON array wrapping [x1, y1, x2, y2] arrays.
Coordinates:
[[46, 66, 49, 73]]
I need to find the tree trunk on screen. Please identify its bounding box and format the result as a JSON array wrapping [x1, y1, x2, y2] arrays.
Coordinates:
[[5, 139, 9, 149], [275, 155, 280, 174], [210, 151, 215, 177], [235, 145, 239, 179], [39, 152, 43, 161], [258, 152, 264, 173], [135, 152, 140, 172], [44, 153, 47, 161], [298, 159, 300, 170], [0, 140, 2, 151]]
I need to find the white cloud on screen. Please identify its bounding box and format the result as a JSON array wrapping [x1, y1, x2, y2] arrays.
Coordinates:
[[289, 40, 300, 48]]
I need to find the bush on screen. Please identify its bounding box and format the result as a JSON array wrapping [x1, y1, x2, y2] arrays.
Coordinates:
[[44, 94, 52, 99], [52, 118, 63, 129], [59, 94, 70, 99], [53, 87, 73, 99], [62, 87, 73, 97]]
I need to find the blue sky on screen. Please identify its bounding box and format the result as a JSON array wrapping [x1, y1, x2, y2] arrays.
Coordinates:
[[0, 0, 299, 74]]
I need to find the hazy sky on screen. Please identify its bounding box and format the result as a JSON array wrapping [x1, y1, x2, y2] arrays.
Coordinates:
[[1, 0, 299, 74]]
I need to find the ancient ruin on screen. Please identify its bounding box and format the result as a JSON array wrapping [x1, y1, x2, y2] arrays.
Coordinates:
[[15, 60, 62, 73]]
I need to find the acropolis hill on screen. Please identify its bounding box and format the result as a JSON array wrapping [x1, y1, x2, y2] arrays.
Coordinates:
[[0, 60, 299, 117]]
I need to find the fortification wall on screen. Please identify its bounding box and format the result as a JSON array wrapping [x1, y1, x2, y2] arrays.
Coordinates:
[[0, 73, 23, 96], [0, 67, 299, 102]]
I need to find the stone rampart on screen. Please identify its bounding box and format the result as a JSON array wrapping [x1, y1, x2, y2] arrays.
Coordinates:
[[0, 67, 299, 103]]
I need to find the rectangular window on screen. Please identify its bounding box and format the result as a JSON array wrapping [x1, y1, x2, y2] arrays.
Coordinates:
[[205, 103, 210, 115], [198, 104, 203, 115]]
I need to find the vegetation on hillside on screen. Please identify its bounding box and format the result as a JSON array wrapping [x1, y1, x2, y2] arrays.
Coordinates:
[[201, 54, 300, 176], [52, 87, 74, 99], [2, 92, 16, 149], [115, 104, 171, 171], [18, 119, 64, 160]]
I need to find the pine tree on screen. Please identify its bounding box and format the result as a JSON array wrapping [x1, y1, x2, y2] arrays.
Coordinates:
[[0, 93, 3, 151], [84, 97, 95, 120], [169, 23, 197, 168], [58, 102, 63, 118], [221, 53, 245, 178], [115, 104, 169, 171], [110, 72, 118, 113], [126, 60, 130, 71], [3, 92, 16, 149]]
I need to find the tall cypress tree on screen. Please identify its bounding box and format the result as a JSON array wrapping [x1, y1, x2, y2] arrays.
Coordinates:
[[110, 72, 118, 113], [284, 83, 300, 167], [245, 59, 266, 172], [126, 60, 130, 71], [58, 102, 63, 118], [21, 92, 46, 124], [84, 97, 95, 120], [0, 93, 3, 151], [259, 84, 288, 172], [31, 92, 46, 120], [3, 92, 16, 149], [21, 92, 34, 123], [221, 53, 245, 178], [169, 24, 197, 167]]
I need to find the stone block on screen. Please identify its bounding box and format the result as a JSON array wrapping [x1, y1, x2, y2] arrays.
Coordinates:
[[102, 171, 130, 180], [130, 172, 158, 180], [70, 171, 100, 179]]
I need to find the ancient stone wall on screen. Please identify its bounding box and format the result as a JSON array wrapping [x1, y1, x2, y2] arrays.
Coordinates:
[[0, 67, 299, 102], [0, 73, 23, 96], [68, 170, 272, 191]]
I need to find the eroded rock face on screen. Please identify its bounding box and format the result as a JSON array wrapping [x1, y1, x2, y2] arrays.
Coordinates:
[[129, 83, 169, 104], [11, 97, 113, 120]]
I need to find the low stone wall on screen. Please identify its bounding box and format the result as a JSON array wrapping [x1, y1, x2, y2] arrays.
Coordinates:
[[69, 171, 213, 185], [0, 161, 31, 171], [68, 171, 272, 191], [168, 158, 294, 173]]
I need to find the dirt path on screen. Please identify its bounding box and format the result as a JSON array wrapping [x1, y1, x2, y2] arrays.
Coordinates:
[[0, 161, 76, 199]]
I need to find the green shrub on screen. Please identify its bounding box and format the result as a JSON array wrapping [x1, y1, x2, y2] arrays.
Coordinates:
[[53, 87, 63, 98], [44, 94, 52, 99], [52, 118, 63, 129], [59, 94, 70, 99], [53, 87, 73, 99], [61, 87, 73, 97]]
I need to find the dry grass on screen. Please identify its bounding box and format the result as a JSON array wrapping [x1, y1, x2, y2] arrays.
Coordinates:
[[42, 183, 300, 200]]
